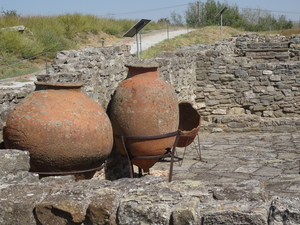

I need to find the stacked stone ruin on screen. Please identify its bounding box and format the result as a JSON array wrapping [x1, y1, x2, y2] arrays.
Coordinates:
[[1, 32, 300, 224]]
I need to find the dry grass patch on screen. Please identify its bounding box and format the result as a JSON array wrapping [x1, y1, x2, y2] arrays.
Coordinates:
[[141, 26, 243, 58]]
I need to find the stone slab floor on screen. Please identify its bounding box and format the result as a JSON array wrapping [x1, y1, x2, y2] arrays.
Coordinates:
[[150, 132, 300, 199]]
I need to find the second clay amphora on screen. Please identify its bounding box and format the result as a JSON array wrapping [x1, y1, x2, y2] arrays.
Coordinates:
[[109, 63, 179, 172]]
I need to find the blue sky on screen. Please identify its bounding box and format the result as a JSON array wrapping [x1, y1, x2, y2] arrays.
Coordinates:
[[1, 0, 300, 22]]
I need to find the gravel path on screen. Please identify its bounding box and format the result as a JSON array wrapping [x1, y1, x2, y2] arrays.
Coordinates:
[[118, 28, 195, 54]]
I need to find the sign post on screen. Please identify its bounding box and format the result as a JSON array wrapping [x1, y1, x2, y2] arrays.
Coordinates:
[[215, 7, 227, 39], [123, 19, 151, 58]]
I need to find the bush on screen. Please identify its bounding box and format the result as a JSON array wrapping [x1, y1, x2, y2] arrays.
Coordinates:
[[0, 13, 167, 78], [0, 30, 42, 58]]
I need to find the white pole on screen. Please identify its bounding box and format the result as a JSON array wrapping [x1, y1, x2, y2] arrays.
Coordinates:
[[136, 31, 140, 58], [220, 14, 223, 39], [167, 22, 169, 40], [140, 33, 142, 53]]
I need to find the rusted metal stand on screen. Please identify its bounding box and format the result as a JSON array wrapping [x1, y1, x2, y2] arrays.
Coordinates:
[[115, 130, 180, 182], [177, 132, 202, 166], [32, 163, 106, 179]]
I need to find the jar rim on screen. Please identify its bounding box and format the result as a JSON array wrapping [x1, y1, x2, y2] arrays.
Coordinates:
[[34, 82, 83, 88]]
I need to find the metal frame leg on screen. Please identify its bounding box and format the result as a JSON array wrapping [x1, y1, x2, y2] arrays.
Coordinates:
[[116, 130, 180, 182]]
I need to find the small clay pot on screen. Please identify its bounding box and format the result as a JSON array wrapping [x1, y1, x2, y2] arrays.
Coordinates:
[[177, 102, 201, 147]]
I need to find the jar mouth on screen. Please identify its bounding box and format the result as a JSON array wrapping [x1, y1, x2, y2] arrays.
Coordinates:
[[125, 65, 159, 69], [34, 82, 83, 88], [125, 59, 161, 69]]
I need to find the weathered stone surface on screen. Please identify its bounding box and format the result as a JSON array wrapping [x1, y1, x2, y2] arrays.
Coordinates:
[[201, 205, 268, 225], [0, 149, 38, 183], [86, 192, 119, 225], [0, 150, 30, 177], [228, 107, 245, 115], [1, 129, 300, 224], [268, 197, 300, 225], [2, 33, 300, 137], [35, 192, 90, 224], [206, 100, 219, 106], [220, 74, 235, 82], [3, 32, 300, 225]]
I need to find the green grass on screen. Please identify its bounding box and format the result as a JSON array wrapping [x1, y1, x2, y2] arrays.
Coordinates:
[[141, 26, 243, 59], [0, 13, 169, 79], [141, 30, 203, 59], [0, 61, 40, 80]]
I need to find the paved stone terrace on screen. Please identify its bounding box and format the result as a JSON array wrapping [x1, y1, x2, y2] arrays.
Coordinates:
[[151, 132, 300, 199]]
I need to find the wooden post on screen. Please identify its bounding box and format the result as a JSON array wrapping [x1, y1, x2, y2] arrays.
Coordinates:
[[197, 1, 201, 27]]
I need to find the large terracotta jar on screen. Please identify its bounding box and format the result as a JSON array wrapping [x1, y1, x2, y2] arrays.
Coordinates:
[[109, 62, 179, 172], [3, 82, 113, 177], [177, 102, 201, 147]]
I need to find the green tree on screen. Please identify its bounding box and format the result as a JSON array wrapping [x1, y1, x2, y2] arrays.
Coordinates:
[[220, 4, 244, 28], [170, 11, 184, 26], [0, 8, 19, 17], [183, 0, 293, 31], [185, 2, 198, 27], [202, 0, 221, 26], [275, 15, 293, 31], [157, 18, 170, 24]]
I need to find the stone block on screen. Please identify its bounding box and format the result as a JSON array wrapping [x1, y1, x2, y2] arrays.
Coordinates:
[[228, 107, 245, 115], [35, 190, 91, 225], [249, 98, 260, 104], [208, 74, 220, 81], [219, 98, 231, 104], [251, 106, 266, 112], [86, 193, 119, 225], [203, 87, 216, 92], [269, 197, 300, 224], [248, 70, 262, 76], [263, 70, 273, 75], [274, 110, 285, 117], [270, 75, 281, 82], [0, 150, 30, 178], [195, 102, 206, 109], [244, 76, 257, 82], [260, 95, 274, 103], [0, 199, 37, 225], [227, 122, 246, 128], [235, 70, 248, 77], [196, 81, 206, 86], [256, 63, 266, 70], [220, 74, 235, 82], [196, 73, 206, 81], [243, 90, 256, 99], [206, 100, 219, 106], [263, 110, 274, 117], [200, 202, 268, 225], [170, 209, 195, 225], [212, 108, 227, 115], [276, 82, 291, 89]]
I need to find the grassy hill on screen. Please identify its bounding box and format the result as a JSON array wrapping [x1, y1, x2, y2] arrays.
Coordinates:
[[0, 14, 166, 79], [141, 26, 243, 58], [1, 13, 300, 80]]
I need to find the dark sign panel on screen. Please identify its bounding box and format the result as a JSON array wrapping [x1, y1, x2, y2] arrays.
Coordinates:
[[123, 19, 151, 37]]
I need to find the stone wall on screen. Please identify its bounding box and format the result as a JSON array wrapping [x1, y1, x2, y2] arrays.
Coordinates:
[[36, 45, 196, 109], [2, 33, 300, 225], [1, 148, 300, 225], [2, 32, 300, 139], [0, 83, 35, 144], [156, 33, 300, 132]]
